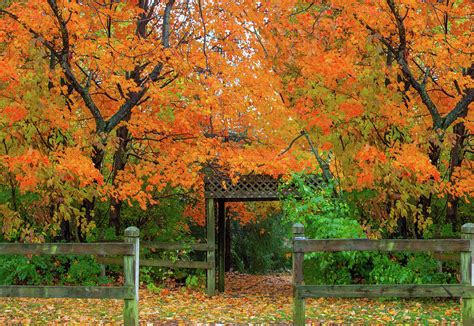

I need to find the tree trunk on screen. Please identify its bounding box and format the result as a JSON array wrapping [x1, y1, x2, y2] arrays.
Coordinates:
[[82, 144, 105, 226], [416, 140, 441, 237], [109, 197, 123, 234], [446, 119, 467, 231], [109, 123, 130, 234]]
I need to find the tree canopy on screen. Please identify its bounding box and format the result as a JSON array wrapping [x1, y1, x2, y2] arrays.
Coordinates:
[[0, 0, 472, 240]]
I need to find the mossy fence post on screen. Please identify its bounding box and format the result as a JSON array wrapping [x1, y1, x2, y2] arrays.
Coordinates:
[[461, 223, 474, 325], [292, 223, 305, 326], [124, 226, 140, 325]]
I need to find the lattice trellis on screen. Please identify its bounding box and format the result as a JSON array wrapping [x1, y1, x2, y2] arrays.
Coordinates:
[[204, 174, 321, 201]]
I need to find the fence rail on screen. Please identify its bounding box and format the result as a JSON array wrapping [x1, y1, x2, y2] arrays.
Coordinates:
[[97, 242, 214, 269], [141, 242, 215, 251], [296, 284, 474, 298], [291, 223, 474, 326], [0, 226, 140, 326], [294, 238, 470, 253], [97, 239, 216, 295], [97, 256, 213, 269], [0, 243, 134, 256], [0, 285, 135, 299]]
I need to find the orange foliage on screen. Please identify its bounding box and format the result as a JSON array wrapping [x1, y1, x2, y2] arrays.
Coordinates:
[[391, 144, 441, 184], [0, 0, 471, 237], [1, 106, 28, 125]]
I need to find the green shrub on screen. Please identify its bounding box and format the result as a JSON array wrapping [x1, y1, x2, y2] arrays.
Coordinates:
[[0, 255, 40, 285], [281, 174, 457, 285], [369, 254, 418, 284], [0, 255, 112, 286], [369, 253, 456, 284], [94, 195, 204, 288], [231, 212, 291, 274], [64, 257, 110, 285], [282, 175, 369, 284]]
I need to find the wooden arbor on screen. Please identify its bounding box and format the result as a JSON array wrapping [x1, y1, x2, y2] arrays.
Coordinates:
[[204, 174, 320, 295]]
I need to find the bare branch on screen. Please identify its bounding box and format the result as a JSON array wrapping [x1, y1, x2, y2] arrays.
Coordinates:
[[279, 132, 305, 156]]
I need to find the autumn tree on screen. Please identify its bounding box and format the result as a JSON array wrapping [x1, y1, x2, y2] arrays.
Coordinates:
[[1, 0, 470, 241], [0, 0, 300, 239], [250, 0, 472, 234]]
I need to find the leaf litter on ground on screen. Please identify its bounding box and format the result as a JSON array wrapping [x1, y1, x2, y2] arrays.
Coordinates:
[[0, 273, 460, 325]]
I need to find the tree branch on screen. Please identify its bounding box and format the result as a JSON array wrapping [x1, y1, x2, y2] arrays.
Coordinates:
[[356, 1, 443, 129], [301, 130, 333, 183], [46, 1, 106, 132], [279, 133, 304, 156], [443, 89, 474, 129], [280, 130, 333, 183]]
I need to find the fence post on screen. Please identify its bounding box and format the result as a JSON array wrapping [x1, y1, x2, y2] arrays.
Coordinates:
[[461, 223, 474, 325], [206, 198, 216, 296], [124, 226, 140, 326], [293, 223, 305, 326]]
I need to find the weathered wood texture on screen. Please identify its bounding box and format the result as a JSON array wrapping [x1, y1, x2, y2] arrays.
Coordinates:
[[206, 198, 216, 296], [434, 252, 460, 262], [461, 224, 474, 325], [141, 242, 215, 251], [296, 284, 474, 299], [143, 259, 212, 269], [286, 246, 459, 260], [96, 257, 212, 269], [0, 227, 140, 325], [123, 226, 139, 326], [294, 239, 470, 253], [0, 243, 134, 256], [0, 286, 134, 299], [292, 223, 305, 326], [291, 223, 474, 325]]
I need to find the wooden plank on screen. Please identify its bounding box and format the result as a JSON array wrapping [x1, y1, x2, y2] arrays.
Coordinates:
[[292, 223, 306, 326], [0, 285, 134, 299], [434, 252, 460, 262], [141, 259, 212, 269], [294, 239, 470, 253], [123, 227, 139, 326], [141, 242, 215, 251], [296, 284, 474, 299], [96, 256, 213, 269], [0, 243, 134, 256], [461, 224, 474, 325]]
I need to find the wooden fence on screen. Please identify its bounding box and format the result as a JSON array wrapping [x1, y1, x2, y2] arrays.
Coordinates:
[[291, 223, 474, 326], [96, 240, 216, 295], [0, 226, 140, 326]]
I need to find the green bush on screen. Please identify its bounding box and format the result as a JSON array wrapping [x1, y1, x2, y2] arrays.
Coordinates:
[[369, 253, 456, 284], [64, 257, 110, 285], [282, 174, 457, 285], [282, 175, 369, 284], [0, 255, 112, 286], [94, 195, 204, 288], [231, 212, 291, 274], [369, 254, 417, 284]]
